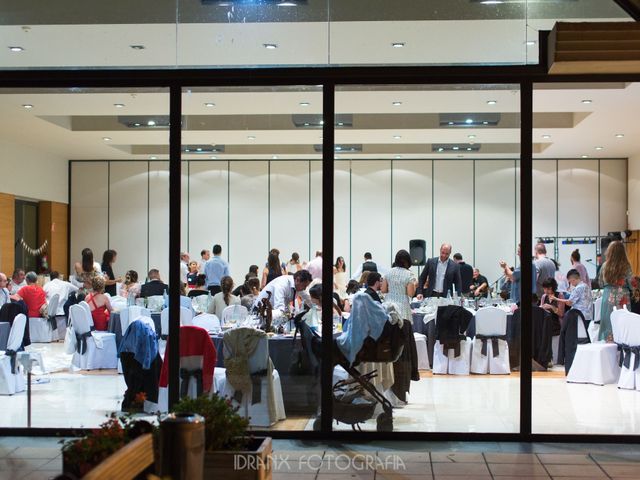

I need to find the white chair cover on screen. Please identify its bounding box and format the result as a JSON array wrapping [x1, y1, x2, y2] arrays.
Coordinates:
[[567, 343, 621, 385], [79, 301, 94, 328], [588, 296, 603, 342], [192, 314, 221, 333], [431, 310, 472, 375], [28, 316, 53, 343], [160, 306, 194, 329], [69, 305, 118, 371], [414, 333, 430, 371], [48, 294, 60, 322], [147, 296, 164, 313], [120, 306, 151, 336], [110, 296, 127, 312], [192, 295, 210, 314], [221, 304, 249, 325], [611, 307, 640, 390], [180, 306, 194, 326], [0, 314, 27, 395], [470, 307, 510, 375], [216, 330, 286, 427]]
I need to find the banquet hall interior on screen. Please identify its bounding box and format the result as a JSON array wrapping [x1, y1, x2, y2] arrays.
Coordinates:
[[1, 79, 639, 436]]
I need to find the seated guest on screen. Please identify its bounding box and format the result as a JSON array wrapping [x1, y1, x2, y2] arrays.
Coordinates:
[[365, 272, 382, 303], [179, 282, 196, 313], [0, 272, 10, 309], [43, 271, 79, 316], [120, 270, 141, 299], [540, 278, 565, 334], [240, 277, 261, 310], [342, 280, 363, 313], [551, 268, 593, 323], [233, 266, 260, 296], [287, 252, 302, 274], [188, 274, 209, 298], [308, 283, 342, 317], [469, 268, 489, 298], [101, 249, 122, 297], [208, 275, 240, 318], [11, 271, 46, 318], [358, 270, 372, 289], [9, 269, 26, 294], [187, 261, 199, 288], [73, 248, 101, 287], [140, 269, 169, 298], [85, 276, 112, 331], [253, 269, 312, 319]]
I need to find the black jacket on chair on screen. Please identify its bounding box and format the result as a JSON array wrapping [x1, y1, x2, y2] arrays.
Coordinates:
[[418, 258, 462, 297], [558, 308, 590, 375], [140, 280, 169, 298], [0, 301, 30, 348], [435, 305, 473, 357]]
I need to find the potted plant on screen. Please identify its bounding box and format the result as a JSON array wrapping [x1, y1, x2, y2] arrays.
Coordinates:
[[60, 413, 155, 478], [172, 394, 272, 480]]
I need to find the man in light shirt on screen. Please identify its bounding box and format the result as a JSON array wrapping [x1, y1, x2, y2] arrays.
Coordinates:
[[180, 252, 190, 284], [9, 269, 26, 294], [204, 244, 229, 295], [254, 269, 312, 320], [533, 243, 556, 298], [306, 251, 323, 280], [198, 249, 211, 274], [0, 272, 11, 309], [43, 271, 79, 316], [417, 243, 461, 299]]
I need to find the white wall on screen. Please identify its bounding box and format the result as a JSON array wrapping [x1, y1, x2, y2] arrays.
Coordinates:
[[0, 139, 68, 203], [69, 158, 627, 287], [628, 155, 640, 230]]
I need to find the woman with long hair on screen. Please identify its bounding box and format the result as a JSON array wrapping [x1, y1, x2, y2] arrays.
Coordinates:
[[209, 275, 240, 318], [261, 252, 283, 289], [73, 248, 101, 289], [333, 256, 348, 299], [120, 270, 141, 299], [599, 240, 633, 342], [570, 248, 591, 287], [101, 249, 122, 297], [286, 252, 302, 274]]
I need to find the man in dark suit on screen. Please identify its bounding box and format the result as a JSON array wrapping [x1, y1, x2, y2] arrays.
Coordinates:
[[140, 269, 169, 298], [453, 252, 473, 295], [417, 243, 462, 299]]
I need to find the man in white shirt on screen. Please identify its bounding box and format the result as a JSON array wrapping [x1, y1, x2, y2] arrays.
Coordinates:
[[9, 269, 26, 295], [351, 252, 390, 280], [198, 249, 211, 274], [254, 269, 313, 319], [306, 251, 323, 280], [417, 243, 462, 299], [0, 272, 11, 309], [180, 252, 190, 284], [43, 271, 79, 316]]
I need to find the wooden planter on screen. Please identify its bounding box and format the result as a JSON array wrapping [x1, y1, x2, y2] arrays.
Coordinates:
[[203, 437, 272, 480]]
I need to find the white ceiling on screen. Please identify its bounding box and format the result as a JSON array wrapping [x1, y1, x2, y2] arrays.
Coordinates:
[[0, 82, 639, 161]]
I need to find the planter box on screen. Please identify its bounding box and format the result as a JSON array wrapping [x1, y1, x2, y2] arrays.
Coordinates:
[[204, 437, 272, 480]]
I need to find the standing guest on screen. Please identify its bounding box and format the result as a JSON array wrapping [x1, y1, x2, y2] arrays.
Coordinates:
[[306, 251, 323, 281], [570, 249, 591, 288], [140, 269, 169, 298], [85, 276, 112, 331], [500, 244, 537, 305], [43, 271, 79, 316], [179, 252, 190, 284], [240, 277, 261, 310], [417, 243, 461, 299], [533, 243, 556, 298], [540, 278, 565, 332], [552, 259, 569, 294], [551, 269, 593, 324], [101, 249, 122, 297], [204, 244, 229, 295], [198, 249, 211, 274], [381, 249, 419, 403], [188, 274, 208, 298], [333, 256, 348, 299], [120, 270, 141, 299], [286, 252, 302, 274], [0, 273, 12, 309], [453, 253, 474, 295], [74, 248, 101, 285], [597, 240, 632, 342], [9, 269, 26, 294], [364, 272, 382, 303], [254, 269, 312, 319], [358, 271, 372, 288], [208, 276, 240, 318], [351, 252, 390, 280], [186, 261, 200, 288], [469, 268, 489, 298], [261, 252, 284, 289], [11, 271, 46, 319]]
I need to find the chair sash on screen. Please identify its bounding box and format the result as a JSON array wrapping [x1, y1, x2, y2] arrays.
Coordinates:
[[476, 334, 508, 358], [6, 349, 17, 374], [617, 343, 640, 371], [75, 331, 93, 355], [179, 368, 203, 399], [231, 369, 268, 405], [442, 335, 466, 358], [47, 316, 58, 331]]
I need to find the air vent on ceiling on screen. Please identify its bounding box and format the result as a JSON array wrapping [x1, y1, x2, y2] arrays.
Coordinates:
[[183, 145, 225, 153], [439, 113, 500, 127], [292, 114, 353, 128], [432, 143, 481, 152], [313, 144, 362, 153]]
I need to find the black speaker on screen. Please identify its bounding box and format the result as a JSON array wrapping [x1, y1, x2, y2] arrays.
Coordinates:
[[409, 239, 427, 266]]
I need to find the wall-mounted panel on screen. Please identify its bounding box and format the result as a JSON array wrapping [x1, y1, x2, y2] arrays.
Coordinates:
[[532, 159, 557, 239], [351, 161, 392, 273], [600, 159, 628, 235], [270, 161, 310, 269], [228, 161, 269, 286], [392, 160, 432, 277], [558, 159, 598, 237], [334, 161, 351, 277], [188, 161, 228, 259], [108, 162, 148, 280], [148, 162, 170, 281], [309, 161, 322, 263], [433, 160, 474, 265], [70, 162, 109, 273], [475, 160, 517, 285]]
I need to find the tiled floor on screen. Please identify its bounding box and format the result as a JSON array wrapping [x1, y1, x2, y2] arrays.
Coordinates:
[[1, 437, 639, 480]]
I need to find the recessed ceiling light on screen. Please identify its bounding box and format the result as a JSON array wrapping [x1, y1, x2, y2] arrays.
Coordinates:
[[482, 121, 489, 125], [595, 146, 604, 151], [130, 45, 145, 50], [102, 137, 112, 142], [277, 1, 297, 5], [263, 43, 278, 49], [486, 100, 497, 105], [437, 147, 444, 152], [468, 134, 476, 139], [335, 146, 342, 151], [210, 155, 217, 159], [395, 155, 402, 159], [581, 155, 589, 158], [452, 146, 460, 151], [581, 99, 592, 104], [147, 120, 156, 126], [9, 46, 24, 52], [467, 147, 473, 151], [319, 120, 324, 125], [272, 155, 278, 159], [133, 123, 141, 127], [448, 121, 454, 125], [337, 122, 344, 126], [393, 135, 401, 139], [114, 103, 125, 108], [615, 133, 625, 138], [391, 42, 405, 48], [525, 40, 537, 46], [22, 104, 33, 109], [299, 102, 310, 107], [247, 135, 256, 140], [392, 101, 402, 106], [542, 134, 551, 139], [150, 156, 158, 160], [465, 118, 473, 124], [204, 102, 215, 107]]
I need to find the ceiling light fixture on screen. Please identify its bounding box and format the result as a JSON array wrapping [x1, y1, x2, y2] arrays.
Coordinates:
[[263, 43, 278, 49], [210, 156, 217, 159], [299, 102, 310, 107], [581, 99, 592, 104], [9, 46, 24, 52], [392, 101, 402, 106], [147, 120, 156, 126], [130, 45, 146, 50], [395, 155, 402, 159], [277, 1, 298, 5], [468, 134, 476, 139], [103, 137, 112, 141], [114, 103, 125, 108], [595, 146, 604, 151], [204, 102, 215, 107], [391, 42, 405, 48], [272, 155, 278, 159], [150, 156, 158, 160], [453, 146, 460, 150], [542, 134, 551, 139], [615, 133, 625, 138], [22, 104, 33, 109], [581, 155, 589, 158], [247, 135, 256, 140], [393, 135, 401, 139], [486, 100, 497, 105], [525, 40, 537, 46]]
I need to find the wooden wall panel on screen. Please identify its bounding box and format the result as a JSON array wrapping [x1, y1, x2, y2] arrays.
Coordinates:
[[626, 231, 640, 276], [0, 193, 15, 275], [39, 201, 69, 278]]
